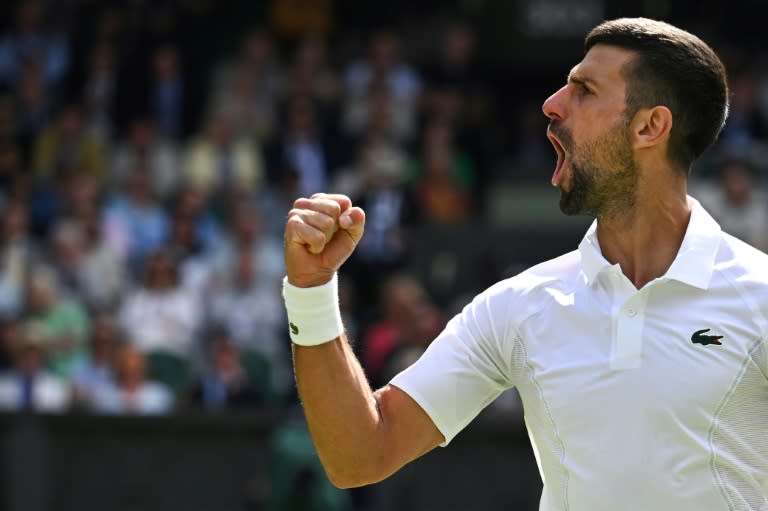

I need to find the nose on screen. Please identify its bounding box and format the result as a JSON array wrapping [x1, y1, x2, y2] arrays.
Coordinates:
[[542, 85, 567, 121]]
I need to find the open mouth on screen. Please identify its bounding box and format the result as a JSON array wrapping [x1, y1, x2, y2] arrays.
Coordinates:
[[547, 130, 566, 187]]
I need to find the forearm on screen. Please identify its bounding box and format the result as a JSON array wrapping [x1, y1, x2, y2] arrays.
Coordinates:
[[293, 334, 387, 487]]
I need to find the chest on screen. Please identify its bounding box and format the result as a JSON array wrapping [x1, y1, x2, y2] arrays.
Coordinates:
[[516, 282, 765, 430]]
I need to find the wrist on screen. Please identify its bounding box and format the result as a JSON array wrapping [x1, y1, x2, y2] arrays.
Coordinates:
[[286, 271, 335, 289], [282, 273, 344, 346]]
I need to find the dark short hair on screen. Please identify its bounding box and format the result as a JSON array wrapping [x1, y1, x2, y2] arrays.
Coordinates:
[[585, 18, 729, 172]]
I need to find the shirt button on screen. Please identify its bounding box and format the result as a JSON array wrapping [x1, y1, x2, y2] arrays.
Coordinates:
[[625, 307, 637, 317]]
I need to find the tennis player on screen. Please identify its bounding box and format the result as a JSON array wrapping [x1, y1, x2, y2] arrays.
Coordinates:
[[282, 18, 768, 510]]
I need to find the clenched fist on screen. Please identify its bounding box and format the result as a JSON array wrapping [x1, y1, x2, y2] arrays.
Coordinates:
[[284, 193, 366, 288]]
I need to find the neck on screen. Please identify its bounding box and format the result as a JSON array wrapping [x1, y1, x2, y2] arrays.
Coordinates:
[[595, 175, 690, 289]]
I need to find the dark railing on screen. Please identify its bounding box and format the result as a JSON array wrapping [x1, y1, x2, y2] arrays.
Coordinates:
[[0, 407, 542, 511]]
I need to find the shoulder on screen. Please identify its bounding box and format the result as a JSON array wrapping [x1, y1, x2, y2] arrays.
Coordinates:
[[470, 250, 582, 322], [715, 232, 768, 281], [713, 232, 768, 330]]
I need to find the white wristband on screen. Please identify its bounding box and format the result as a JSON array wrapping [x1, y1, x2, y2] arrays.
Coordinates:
[[282, 274, 344, 346]]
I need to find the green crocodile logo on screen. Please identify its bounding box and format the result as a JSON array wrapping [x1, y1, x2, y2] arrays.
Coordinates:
[[290, 322, 299, 336], [691, 328, 723, 346]]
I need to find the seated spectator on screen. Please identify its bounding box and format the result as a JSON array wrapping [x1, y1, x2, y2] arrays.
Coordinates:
[[22, 265, 90, 379], [90, 345, 174, 415], [71, 313, 119, 408], [0, 0, 70, 91], [149, 45, 190, 141], [208, 249, 287, 395], [118, 249, 200, 356], [210, 29, 282, 139], [190, 331, 270, 412], [75, 209, 127, 311], [183, 110, 265, 196], [266, 94, 333, 198], [339, 136, 414, 308], [32, 103, 106, 180], [207, 62, 277, 144], [111, 117, 182, 200], [361, 274, 439, 387], [171, 186, 222, 253], [16, 58, 52, 147], [0, 200, 40, 317], [408, 118, 475, 224], [165, 210, 213, 299], [48, 219, 85, 296], [102, 165, 169, 273], [696, 158, 768, 250], [342, 30, 421, 143], [0, 322, 71, 413], [284, 35, 340, 108], [209, 201, 284, 287], [118, 249, 201, 387], [79, 41, 118, 142]]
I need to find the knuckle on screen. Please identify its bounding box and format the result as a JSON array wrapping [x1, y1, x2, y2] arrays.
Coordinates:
[[319, 214, 335, 231]]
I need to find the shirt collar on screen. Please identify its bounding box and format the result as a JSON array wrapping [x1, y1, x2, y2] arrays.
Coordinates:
[[578, 197, 721, 289]]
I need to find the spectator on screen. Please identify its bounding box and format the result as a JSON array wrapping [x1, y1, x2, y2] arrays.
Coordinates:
[[111, 117, 182, 200], [183, 110, 265, 196], [208, 61, 277, 145], [149, 44, 187, 140], [118, 249, 201, 388], [48, 219, 85, 297], [209, 201, 284, 287], [340, 135, 414, 308], [15, 58, 52, 152], [32, 103, 106, 180], [361, 274, 436, 387], [284, 35, 340, 108], [696, 158, 768, 251], [90, 344, 174, 415], [190, 331, 270, 412], [208, 248, 287, 395], [76, 208, 126, 311], [342, 31, 421, 143], [718, 71, 768, 155], [267, 94, 331, 198], [408, 118, 475, 224], [71, 313, 119, 408], [0, 0, 70, 91], [80, 41, 118, 142], [165, 210, 213, 299], [0, 321, 71, 413], [211, 29, 282, 132], [0, 200, 39, 317], [22, 265, 90, 379], [102, 165, 169, 272], [171, 185, 222, 252]]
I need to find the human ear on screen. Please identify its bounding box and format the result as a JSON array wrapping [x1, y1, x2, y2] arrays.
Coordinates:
[[630, 106, 673, 150]]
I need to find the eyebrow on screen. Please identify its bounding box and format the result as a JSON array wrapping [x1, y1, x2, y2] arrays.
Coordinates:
[[566, 70, 599, 89]]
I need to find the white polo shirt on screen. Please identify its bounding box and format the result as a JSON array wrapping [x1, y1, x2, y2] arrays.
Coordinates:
[[391, 198, 768, 510]]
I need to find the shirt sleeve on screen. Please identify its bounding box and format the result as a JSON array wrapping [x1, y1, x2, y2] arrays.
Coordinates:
[[389, 283, 520, 445]]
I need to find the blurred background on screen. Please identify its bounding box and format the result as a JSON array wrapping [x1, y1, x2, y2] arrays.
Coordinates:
[[0, 0, 765, 509]]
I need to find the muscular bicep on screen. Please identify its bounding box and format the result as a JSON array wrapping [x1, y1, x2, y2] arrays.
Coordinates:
[[372, 383, 444, 477]]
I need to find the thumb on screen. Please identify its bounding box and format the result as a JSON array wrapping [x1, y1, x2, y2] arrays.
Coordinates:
[[338, 206, 365, 244]]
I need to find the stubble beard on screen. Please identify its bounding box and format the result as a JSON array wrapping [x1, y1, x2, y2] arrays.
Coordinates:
[[557, 119, 638, 222]]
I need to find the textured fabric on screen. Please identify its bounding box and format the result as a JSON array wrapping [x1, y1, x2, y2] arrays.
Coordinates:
[[391, 198, 768, 510]]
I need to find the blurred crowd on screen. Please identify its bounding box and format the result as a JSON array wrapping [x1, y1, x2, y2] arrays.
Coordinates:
[[0, 0, 767, 420]]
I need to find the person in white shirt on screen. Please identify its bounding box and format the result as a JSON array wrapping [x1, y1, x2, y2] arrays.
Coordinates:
[[281, 18, 768, 510]]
